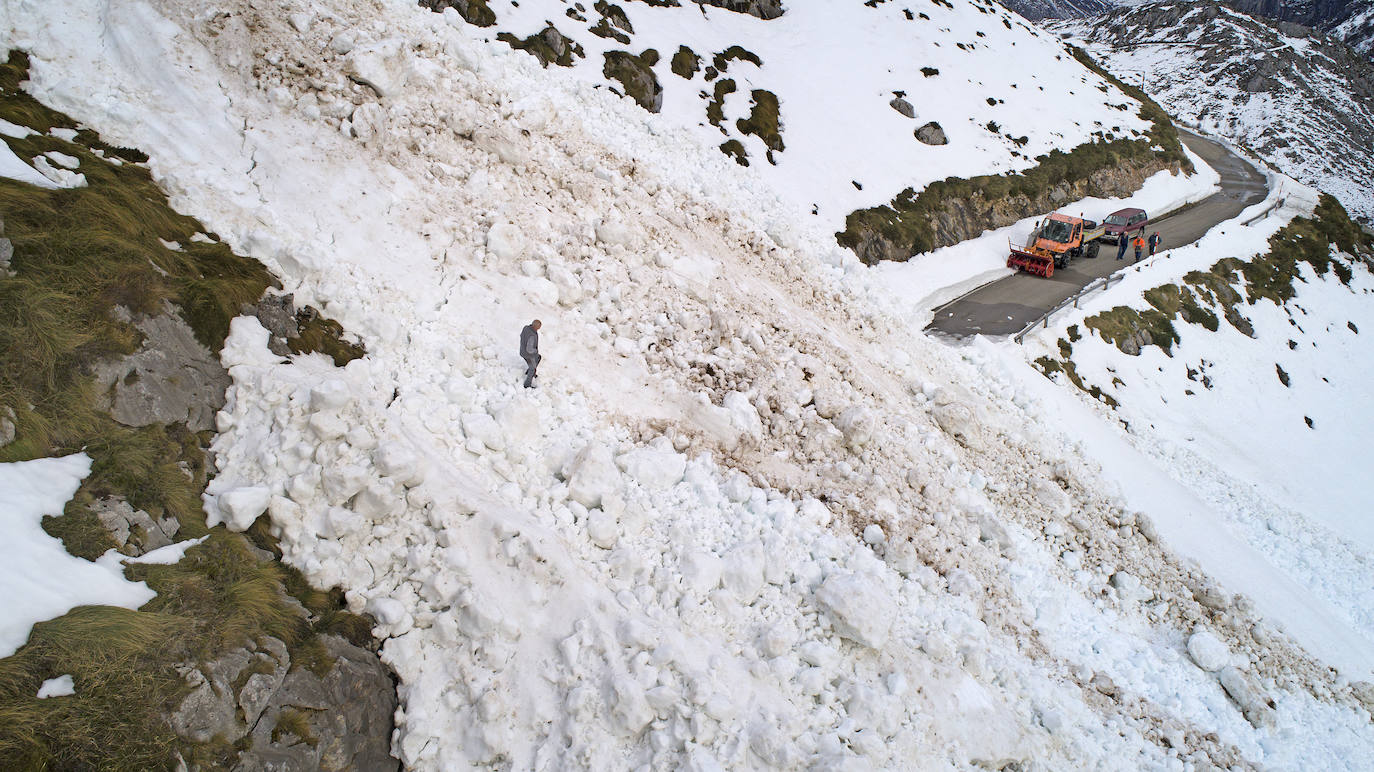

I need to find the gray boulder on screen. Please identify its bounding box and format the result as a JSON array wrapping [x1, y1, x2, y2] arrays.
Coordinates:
[[249, 293, 300, 357], [172, 634, 398, 771], [91, 496, 180, 555], [915, 121, 947, 145], [94, 305, 230, 432]]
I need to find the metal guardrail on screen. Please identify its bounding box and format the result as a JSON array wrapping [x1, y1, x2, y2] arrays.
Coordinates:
[[1242, 195, 1284, 226], [1012, 273, 1123, 344]]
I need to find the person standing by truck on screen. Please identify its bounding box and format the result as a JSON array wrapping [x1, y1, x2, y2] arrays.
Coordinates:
[[1116, 234, 1128, 261], [1132, 233, 1146, 262]]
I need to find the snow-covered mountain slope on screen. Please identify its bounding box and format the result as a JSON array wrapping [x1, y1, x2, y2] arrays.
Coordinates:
[[1226, 0, 1374, 58], [5, 0, 1374, 770], [1049, 1, 1374, 224], [422, 0, 1152, 233], [1024, 182, 1374, 690]]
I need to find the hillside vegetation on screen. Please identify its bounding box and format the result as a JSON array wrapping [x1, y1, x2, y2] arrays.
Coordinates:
[[0, 52, 381, 770]]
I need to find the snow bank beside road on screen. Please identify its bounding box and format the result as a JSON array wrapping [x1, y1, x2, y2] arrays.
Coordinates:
[[870, 137, 1221, 322]]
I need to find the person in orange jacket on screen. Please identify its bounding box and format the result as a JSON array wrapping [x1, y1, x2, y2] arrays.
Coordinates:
[[1132, 232, 1146, 262]]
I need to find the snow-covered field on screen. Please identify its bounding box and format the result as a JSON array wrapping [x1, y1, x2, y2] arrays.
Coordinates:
[[3, 0, 1373, 768]]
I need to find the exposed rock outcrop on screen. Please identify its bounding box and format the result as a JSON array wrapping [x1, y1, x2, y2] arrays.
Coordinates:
[[94, 305, 230, 432], [603, 50, 664, 112], [698, 0, 785, 19], [92, 496, 180, 555], [172, 635, 397, 771]]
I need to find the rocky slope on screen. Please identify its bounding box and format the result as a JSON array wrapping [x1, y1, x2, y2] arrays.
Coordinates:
[[1225, 0, 1374, 57], [999, 0, 1114, 21], [1049, 0, 1374, 224]]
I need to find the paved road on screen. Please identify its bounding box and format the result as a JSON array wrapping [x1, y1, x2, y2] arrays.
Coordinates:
[[925, 130, 1268, 338]]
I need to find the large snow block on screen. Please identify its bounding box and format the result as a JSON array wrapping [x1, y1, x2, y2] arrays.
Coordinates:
[[617, 447, 686, 491], [564, 444, 621, 509], [816, 573, 894, 648]]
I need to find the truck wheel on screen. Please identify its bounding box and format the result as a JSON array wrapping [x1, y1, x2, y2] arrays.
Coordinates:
[[1087, 242, 1099, 259]]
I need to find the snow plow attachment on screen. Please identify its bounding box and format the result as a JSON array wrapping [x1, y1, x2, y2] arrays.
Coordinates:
[[1007, 241, 1054, 278]]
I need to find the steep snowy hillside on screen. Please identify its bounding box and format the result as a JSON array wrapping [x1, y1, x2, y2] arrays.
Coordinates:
[[421, 0, 1152, 232], [5, 0, 1374, 770], [1048, 1, 1374, 224], [1023, 182, 1374, 748]]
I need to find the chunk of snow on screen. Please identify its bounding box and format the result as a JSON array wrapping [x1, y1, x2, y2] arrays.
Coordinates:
[[1186, 630, 1231, 672], [486, 222, 525, 261], [816, 573, 894, 648], [37, 675, 75, 698], [617, 447, 686, 490], [217, 486, 272, 531], [344, 39, 408, 99], [564, 444, 621, 509]]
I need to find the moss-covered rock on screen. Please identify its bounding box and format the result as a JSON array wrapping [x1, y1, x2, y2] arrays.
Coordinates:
[[497, 24, 586, 68], [418, 0, 496, 27], [671, 45, 701, 79], [603, 50, 664, 112]]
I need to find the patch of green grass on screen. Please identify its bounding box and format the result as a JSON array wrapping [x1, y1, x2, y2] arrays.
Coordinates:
[[271, 707, 319, 748], [719, 139, 748, 166], [706, 78, 736, 129], [288, 311, 365, 368], [418, 0, 495, 26], [0, 607, 191, 769], [589, 1, 633, 44], [1034, 352, 1119, 408], [1085, 305, 1180, 356]]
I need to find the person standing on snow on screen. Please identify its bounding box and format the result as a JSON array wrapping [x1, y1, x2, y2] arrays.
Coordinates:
[[1132, 232, 1145, 262], [1116, 233, 1129, 261], [1148, 231, 1162, 256], [520, 319, 541, 388]]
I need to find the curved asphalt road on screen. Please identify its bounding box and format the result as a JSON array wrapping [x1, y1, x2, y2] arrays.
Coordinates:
[[925, 129, 1268, 338]]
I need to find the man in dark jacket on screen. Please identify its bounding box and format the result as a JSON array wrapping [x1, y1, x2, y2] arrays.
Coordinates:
[[520, 320, 541, 388], [1116, 234, 1128, 261], [1148, 231, 1162, 256]]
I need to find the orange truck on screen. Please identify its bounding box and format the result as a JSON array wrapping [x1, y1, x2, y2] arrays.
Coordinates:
[[1007, 212, 1103, 278]]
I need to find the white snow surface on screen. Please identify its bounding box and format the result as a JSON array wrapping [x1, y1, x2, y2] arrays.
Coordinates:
[[4, 0, 1373, 769], [0, 454, 156, 658], [1016, 179, 1374, 683], [468, 0, 1152, 233], [37, 674, 76, 698]]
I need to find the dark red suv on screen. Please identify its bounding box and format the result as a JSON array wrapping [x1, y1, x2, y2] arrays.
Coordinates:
[[1104, 207, 1148, 243]]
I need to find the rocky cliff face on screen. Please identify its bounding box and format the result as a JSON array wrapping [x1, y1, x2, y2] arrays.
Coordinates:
[[1049, 1, 1374, 223], [1224, 0, 1374, 57], [999, 0, 1115, 21]]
